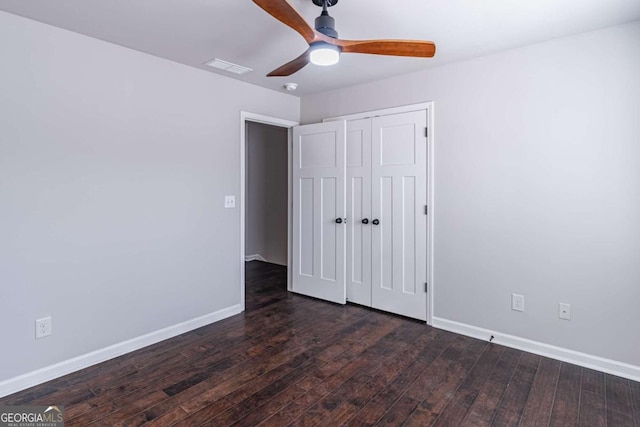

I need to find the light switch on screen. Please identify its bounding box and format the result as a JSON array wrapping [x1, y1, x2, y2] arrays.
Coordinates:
[[559, 303, 571, 320], [224, 196, 236, 208]]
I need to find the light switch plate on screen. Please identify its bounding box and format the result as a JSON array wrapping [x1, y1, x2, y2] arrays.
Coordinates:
[[559, 303, 571, 320]]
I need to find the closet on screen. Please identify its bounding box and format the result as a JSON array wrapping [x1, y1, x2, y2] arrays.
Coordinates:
[[291, 109, 429, 321]]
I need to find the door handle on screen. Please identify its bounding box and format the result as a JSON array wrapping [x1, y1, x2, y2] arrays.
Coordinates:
[[361, 218, 369, 224], [335, 218, 344, 224], [372, 219, 380, 225]]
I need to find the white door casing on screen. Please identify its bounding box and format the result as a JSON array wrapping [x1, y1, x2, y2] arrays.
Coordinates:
[[371, 111, 428, 320], [292, 121, 347, 304], [346, 119, 373, 306]]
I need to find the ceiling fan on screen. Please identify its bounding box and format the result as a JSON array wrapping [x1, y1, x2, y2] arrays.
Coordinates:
[[252, 0, 436, 77]]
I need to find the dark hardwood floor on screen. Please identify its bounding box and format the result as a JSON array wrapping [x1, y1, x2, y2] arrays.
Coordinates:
[[2, 261, 639, 426]]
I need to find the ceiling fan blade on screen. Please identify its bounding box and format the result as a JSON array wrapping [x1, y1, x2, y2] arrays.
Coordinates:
[[333, 39, 436, 58], [253, 0, 317, 43], [267, 49, 311, 77]]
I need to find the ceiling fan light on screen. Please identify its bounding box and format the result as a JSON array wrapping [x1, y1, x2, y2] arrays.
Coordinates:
[[309, 43, 340, 66]]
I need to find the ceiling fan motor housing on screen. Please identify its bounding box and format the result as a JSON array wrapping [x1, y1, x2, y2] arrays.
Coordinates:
[[315, 11, 338, 38]]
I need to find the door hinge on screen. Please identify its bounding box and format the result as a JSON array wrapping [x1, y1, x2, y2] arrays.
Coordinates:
[[424, 205, 428, 215], [425, 127, 428, 137], [425, 282, 429, 293]]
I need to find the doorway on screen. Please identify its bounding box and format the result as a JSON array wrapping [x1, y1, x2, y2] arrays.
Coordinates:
[[239, 112, 298, 311], [290, 107, 431, 321], [245, 121, 288, 266], [292, 102, 435, 323]]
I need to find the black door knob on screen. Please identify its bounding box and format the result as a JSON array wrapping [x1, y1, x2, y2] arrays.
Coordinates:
[[372, 219, 380, 225], [361, 218, 369, 224], [335, 218, 343, 224]]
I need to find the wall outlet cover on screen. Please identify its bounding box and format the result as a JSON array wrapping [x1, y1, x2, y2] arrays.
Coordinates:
[[224, 195, 236, 208], [511, 294, 525, 312], [35, 317, 52, 339], [559, 303, 571, 320]]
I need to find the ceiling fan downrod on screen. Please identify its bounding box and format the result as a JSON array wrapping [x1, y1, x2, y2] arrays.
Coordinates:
[[314, 0, 338, 38]]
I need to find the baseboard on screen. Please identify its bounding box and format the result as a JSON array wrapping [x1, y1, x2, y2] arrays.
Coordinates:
[[0, 304, 243, 398], [244, 255, 287, 267], [432, 317, 640, 382]]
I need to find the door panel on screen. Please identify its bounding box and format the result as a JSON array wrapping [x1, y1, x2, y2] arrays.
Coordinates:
[[321, 177, 337, 281], [299, 178, 314, 276], [371, 111, 427, 320], [292, 121, 346, 304], [380, 124, 417, 166], [378, 176, 394, 291], [350, 177, 364, 284], [402, 177, 417, 294], [346, 119, 372, 306], [300, 134, 337, 168]]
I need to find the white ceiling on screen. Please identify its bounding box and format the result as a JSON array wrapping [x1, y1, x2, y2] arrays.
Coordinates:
[[1, 0, 639, 96]]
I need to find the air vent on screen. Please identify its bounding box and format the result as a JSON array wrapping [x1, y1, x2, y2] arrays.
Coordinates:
[[204, 58, 253, 75]]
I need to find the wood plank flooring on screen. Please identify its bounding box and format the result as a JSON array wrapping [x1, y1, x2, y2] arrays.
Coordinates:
[[1, 261, 639, 426]]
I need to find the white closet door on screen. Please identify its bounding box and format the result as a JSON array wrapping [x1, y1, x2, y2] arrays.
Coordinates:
[[346, 118, 372, 306], [371, 111, 428, 320], [292, 121, 347, 304]]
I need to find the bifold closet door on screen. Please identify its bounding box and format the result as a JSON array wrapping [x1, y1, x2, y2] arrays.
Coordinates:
[[371, 111, 428, 321], [291, 121, 347, 304], [346, 119, 372, 306]]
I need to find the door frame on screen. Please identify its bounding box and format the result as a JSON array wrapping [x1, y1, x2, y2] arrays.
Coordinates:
[[323, 102, 435, 325], [240, 112, 298, 311]]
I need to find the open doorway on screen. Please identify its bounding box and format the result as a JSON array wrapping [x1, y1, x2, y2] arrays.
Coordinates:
[[239, 112, 298, 311], [245, 121, 288, 266]]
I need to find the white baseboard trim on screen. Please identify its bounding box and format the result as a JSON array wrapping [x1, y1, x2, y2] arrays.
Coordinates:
[[432, 317, 640, 382], [0, 304, 243, 398], [244, 255, 287, 267]]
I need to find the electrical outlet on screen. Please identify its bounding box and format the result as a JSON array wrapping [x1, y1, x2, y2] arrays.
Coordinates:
[[559, 303, 571, 320], [511, 294, 525, 312], [35, 317, 52, 339], [224, 195, 236, 209]]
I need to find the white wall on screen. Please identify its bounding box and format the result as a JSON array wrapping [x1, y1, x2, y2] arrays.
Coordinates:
[[0, 11, 299, 386], [245, 122, 288, 265], [302, 21, 640, 368]]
